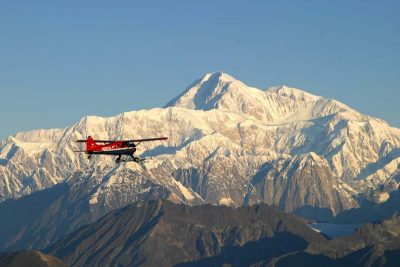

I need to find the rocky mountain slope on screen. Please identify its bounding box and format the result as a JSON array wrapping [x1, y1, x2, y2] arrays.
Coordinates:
[[0, 166, 204, 251], [333, 188, 400, 224], [269, 215, 400, 267], [45, 199, 324, 267], [0, 250, 65, 267], [1, 72, 400, 219], [2, 172, 399, 252]]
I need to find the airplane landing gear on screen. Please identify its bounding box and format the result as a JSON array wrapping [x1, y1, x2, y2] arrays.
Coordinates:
[[115, 154, 145, 164], [130, 154, 141, 162]]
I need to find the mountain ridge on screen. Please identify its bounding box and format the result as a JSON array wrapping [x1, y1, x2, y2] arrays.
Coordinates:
[[165, 72, 367, 124], [1, 72, 399, 221], [44, 199, 324, 267]]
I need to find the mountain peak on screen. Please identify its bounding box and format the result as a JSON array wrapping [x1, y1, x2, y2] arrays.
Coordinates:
[[165, 72, 361, 122], [165, 71, 250, 110], [166, 72, 323, 113], [201, 71, 237, 82]]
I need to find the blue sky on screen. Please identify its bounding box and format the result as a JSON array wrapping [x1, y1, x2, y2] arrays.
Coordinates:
[[1, 0, 399, 139]]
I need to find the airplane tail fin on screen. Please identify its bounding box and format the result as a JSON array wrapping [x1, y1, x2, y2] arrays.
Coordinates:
[[86, 136, 97, 151]]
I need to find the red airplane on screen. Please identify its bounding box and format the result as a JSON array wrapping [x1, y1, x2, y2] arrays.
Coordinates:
[[75, 136, 168, 163]]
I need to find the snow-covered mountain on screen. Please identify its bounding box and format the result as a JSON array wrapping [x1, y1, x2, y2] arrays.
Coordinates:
[[1, 72, 400, 218]]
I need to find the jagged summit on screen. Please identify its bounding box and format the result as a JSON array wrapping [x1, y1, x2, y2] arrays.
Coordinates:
[[202, 71, 240, 83], [166, 72, 322, 111], [166, 72, 360, 123], [165, 71, 253, 110]]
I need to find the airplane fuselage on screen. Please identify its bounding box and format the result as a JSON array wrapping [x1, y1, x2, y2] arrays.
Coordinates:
[[86, 141, 136, 156]]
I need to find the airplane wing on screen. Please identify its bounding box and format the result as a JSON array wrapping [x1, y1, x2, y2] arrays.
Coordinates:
[[75, 137, 168, 143], [75, 140, 113, 143], [124, 137, 168, 143]]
